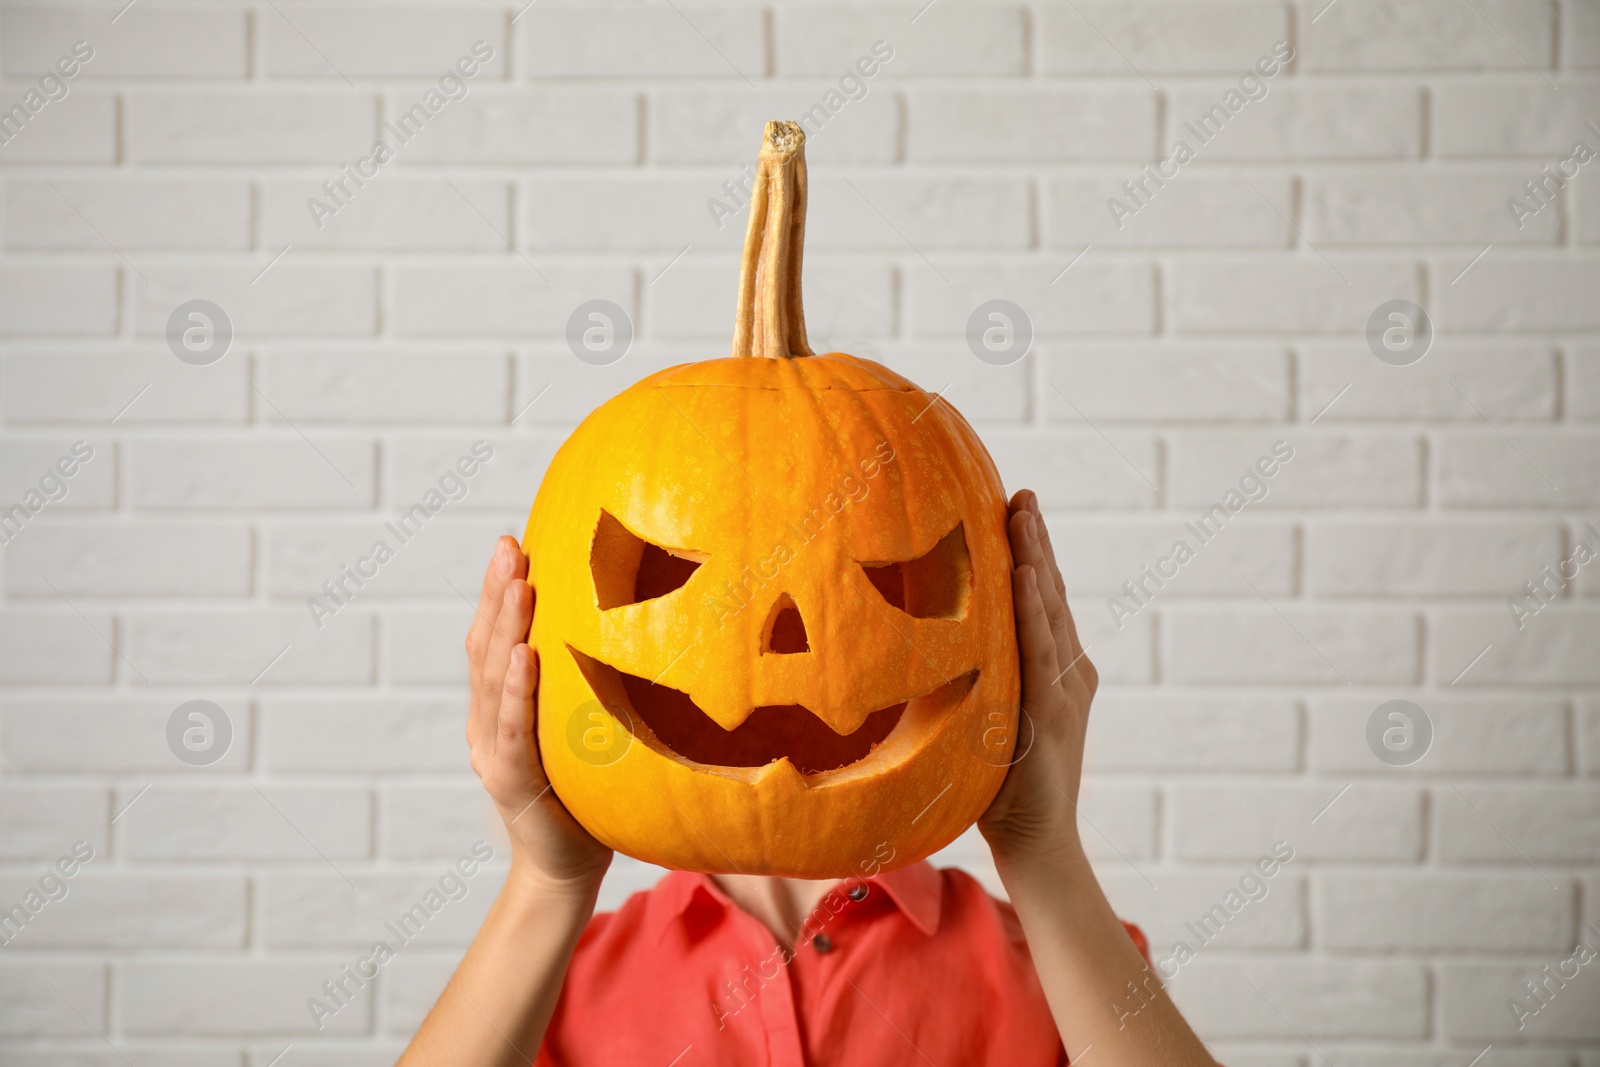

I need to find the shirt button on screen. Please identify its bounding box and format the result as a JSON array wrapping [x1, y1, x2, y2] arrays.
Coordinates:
[[812, 934, 833, 953], [847, 885, 868, 902]]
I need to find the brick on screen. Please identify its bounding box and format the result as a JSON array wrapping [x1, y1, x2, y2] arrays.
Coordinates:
[[261, 178, 512, 250], [1168, 431, 1423, 508], [4, 523, 253, 598], [0, 612, 115, 685], [909, 260, 1157, 336], [129, 439, 375, 511], [261, 352, 510, 423], [1168, 86, 1423, 160], [1432, 607, 1600, 685], [1074, 604, 1157, 684], [1436, 85, 1600, 157], [388, 436, 555, 512], [776, 8, 1022, 76], [0, 875, 247, 948], [524, 177, 748, 252], [262, 869, 498, 947], [134, 264, 377, 338], [121, 786, 371, 862], [0, 265, 117, 336], [1440, 962, 1600, 1040], [1320, 872, 1571, 951], [6, 179, 252, 251], [1173, 960, 1426, 1038], [650, 261, 893, 339], [1300, 342, 1558, 422], [652, 88, 901, 164], [0, 788, 107, 861], [1100, 871, 1306, 955], [1442, 260, 1600, 332], [1437, 431, 1600, 506], [1046, 347, 1290, 421], [911, 89, 1157, 161], [1167, 606, 1419, 685], [386, 92, 638, 164], [1307, 519, 1564, 597], [1172, 783, 1423, 860], [262, 7, 506, 78], [1309, 171, 1559, 244], [1086, 694, 1299, 771], [1574, 346, 1600, 418], [0, 437, 116, 509], [1050, 517, 1296, 597], [848, 341, 1031, 424], [1303, 0, 1556, 70], [1171, 259, 1421, 334], [384, 786, 509, 861], [983, 430, 1161, 510], [127, 92, 376, 164], [266, 700, 466, 772], [514, 349, 703, 434], [3, 1052, 237, 1067], [388, 608, 473, 685], [1312, 694, 1574, 777], [1076, 783, 1160, 861], [1, 350, 250, 424], [1439, 784, 1600, 861], [1572, 0, 1600, 68], [0, 964, 105, 1036], [128, 609, 374, 685], [1324, 1054, 1574, 1067], [1049, 173, 1294, 248], [1584, 700, 1600, 774], [2, 700, 252, 773], [0, 89, 114, 162], [1041, 2, 1291, 73], [2, 6, 247, 78], [1582, 179, 1600, 247], [124, 961, 369, 1035], [391, 265, 633, 338], [522, 7, 765, 77]]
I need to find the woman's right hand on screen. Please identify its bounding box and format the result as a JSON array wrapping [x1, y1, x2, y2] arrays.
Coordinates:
[[466, 535, 612, 895]]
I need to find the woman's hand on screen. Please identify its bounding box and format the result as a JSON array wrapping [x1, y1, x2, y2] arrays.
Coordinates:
[[466, 535, 612, 895], [979, 489, 1097, 867]]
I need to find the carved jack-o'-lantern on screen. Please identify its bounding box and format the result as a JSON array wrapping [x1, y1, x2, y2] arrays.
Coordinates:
[[522, 121, 1019, 878]]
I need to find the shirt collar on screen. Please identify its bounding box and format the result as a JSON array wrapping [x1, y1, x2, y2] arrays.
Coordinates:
[[650, 861, 944, 940]]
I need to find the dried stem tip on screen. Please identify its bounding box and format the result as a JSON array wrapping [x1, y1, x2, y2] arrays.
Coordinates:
[[731, 121, 813, 360]]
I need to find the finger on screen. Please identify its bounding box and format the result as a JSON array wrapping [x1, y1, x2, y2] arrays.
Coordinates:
[[477, 575, 533, 755], [466, 536, 523, 695], [1014, 566, 1064, 702], [489, 642, 547, 803], [1010, 509, 1084, 671], [1010, 489, 1067, 603]]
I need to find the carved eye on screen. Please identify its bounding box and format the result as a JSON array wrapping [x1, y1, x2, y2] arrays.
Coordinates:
[[590, 509, 704, 610], [859, 523, 972, 620]]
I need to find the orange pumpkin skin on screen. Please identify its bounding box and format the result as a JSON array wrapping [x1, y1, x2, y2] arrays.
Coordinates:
[[522, 353, 1018, 878], [521, 122, 1019, 879]]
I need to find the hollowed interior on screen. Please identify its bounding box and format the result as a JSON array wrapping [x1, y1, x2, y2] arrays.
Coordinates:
[[590, 509, 703, 610], [861, 522, 973, 620], [569, 646, 977, 776]]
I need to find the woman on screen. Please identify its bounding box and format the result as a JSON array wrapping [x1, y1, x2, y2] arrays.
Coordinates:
[[398, 490, 1216, 1065]]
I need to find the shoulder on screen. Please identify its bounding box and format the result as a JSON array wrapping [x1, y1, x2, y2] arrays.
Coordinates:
[[935, 865, 1152, 968]]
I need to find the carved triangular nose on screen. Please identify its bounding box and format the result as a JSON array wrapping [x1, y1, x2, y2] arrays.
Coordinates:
[[764, 593, 809, 654]]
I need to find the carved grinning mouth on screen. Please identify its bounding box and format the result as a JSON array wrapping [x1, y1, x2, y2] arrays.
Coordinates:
[[569, 647, 977, 776]]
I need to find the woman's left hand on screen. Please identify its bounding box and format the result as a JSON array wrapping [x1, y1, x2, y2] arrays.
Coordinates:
[[979, 488, 1097, 868]]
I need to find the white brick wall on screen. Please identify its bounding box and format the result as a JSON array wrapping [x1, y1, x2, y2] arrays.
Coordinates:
[[1, 0, 1597, 1062]]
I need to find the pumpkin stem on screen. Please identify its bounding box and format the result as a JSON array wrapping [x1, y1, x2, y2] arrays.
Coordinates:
[[732, 120, 814, 360]]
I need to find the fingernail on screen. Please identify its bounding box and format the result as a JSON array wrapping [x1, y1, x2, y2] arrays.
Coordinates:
[[1024, 513, 1039, 542], [1024, 567, 1038, 590], [504, 581, 521, 606], [494, 540, 514, 576]]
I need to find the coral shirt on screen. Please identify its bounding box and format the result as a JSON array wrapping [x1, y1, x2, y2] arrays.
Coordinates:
[[537, 861, 1149, 1066]]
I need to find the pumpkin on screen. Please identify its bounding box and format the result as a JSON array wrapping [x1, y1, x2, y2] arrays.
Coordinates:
[[522, 121, 1019, 878]]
